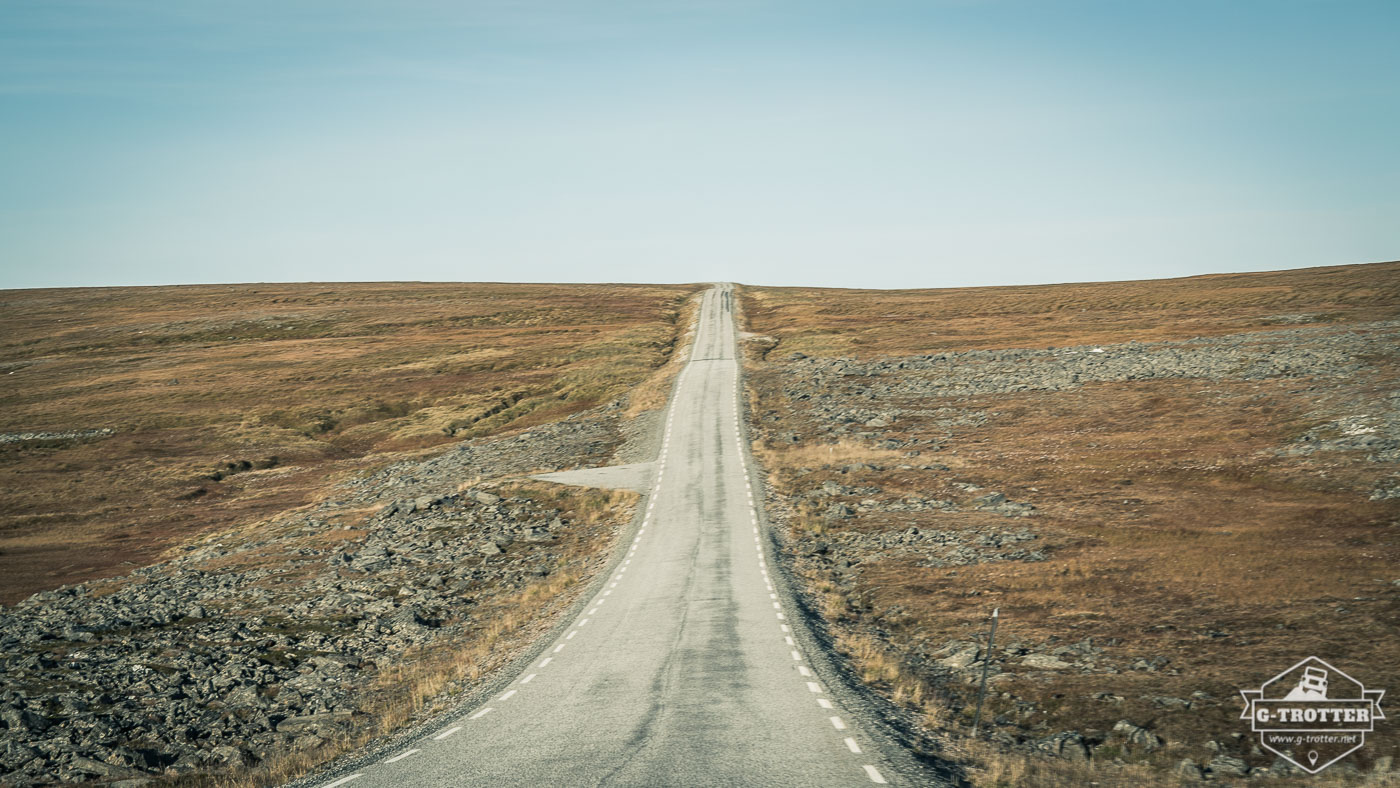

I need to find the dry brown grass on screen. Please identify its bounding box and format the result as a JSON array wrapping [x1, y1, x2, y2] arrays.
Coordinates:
[[949, 734, 1400, 788], [740, 261, 1400, 783], [742, 260, 1400, 358], [624, 289, 703, 419], [753, 437, 911, 473], [0, 282, 699, 603]]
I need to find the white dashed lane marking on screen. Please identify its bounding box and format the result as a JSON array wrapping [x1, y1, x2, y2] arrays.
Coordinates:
[[320, 775, 362, 788], [383, 749, 419, 764], [428, 293, 892, 785]]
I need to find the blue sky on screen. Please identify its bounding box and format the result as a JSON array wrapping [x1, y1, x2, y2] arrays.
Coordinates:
[[1, 0, 1396, 289]]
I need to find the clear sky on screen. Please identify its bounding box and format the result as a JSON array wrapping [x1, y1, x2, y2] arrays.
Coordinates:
[[2, 1, 1396, 290]]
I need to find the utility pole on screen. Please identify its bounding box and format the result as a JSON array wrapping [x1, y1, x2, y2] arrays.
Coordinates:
[[970, 607, 999, 737]]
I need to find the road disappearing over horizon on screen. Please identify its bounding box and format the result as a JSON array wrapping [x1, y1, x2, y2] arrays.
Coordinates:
[[315, 285, 907, 787]]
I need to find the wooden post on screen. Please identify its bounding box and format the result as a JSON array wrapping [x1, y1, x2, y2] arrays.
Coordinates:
[[971, 607, 999, 736]]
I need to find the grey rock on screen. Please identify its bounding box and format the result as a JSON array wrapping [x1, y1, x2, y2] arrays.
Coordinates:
[[0, 708, 50, 733], [275, 711, 353, 734], [1020, 653, 1071, 670], [1208, 755, 1250, 777], [1175, 758, 1203, 779], [1113, 720, 1164, 753], [971, 492, 1007, 507], [937, 643, 981, 669], [66, 756, 148, 780], [1036, 731, 1090, 762]]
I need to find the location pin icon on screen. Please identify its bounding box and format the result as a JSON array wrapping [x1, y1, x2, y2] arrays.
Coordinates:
[[1308, 751, 1319, 766]]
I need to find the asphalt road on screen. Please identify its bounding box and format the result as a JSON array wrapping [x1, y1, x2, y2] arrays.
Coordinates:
[[314, 285, 911, 787]]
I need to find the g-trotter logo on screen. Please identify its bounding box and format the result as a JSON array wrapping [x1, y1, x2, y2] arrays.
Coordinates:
[[1240, 656, 1385, 773]]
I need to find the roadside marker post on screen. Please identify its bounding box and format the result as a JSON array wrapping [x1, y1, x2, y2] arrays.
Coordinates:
[[971, 607, 999, 737]]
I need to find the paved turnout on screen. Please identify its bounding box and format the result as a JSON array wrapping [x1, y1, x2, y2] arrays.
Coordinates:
[[321, 285, 902, 787]]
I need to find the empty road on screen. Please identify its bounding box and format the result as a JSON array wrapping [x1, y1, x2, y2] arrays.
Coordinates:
[[311, 285, 913, 787]]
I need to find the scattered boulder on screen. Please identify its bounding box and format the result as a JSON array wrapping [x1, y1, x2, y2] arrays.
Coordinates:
[[1175, 758, 1203, 779], [937, 643, 981, 669], [1020, 653, 1071, 670], [1208, 755, 1251, 777], [1113, 720, 1164, 753]]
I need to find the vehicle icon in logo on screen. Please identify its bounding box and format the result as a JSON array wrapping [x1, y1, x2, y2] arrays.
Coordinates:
[[1283, 666, 1329, 701]]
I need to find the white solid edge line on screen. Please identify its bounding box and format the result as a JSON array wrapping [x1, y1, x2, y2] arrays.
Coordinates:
[[321, 775, 363, 788], [384, 749, 419, 764], [433, 726, 461, 741], [864, 765, 888, 784], [845, 737, 862, 753]]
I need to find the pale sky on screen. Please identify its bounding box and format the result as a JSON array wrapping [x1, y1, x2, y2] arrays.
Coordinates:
[[2, 1, 1396, 289]]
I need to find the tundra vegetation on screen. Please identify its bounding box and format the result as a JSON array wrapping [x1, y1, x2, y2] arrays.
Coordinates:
[[739, 261, 1400, 786], [0, 282, 701, 786], [0, 282, 695, 604]]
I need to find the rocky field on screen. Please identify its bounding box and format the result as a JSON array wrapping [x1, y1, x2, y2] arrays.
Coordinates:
[[0, 402, 651, 787], [0, 283, 701, 787], [740, 262, 1400, 786]]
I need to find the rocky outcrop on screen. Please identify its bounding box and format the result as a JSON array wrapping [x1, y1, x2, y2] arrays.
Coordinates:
[[0, 408, 636, 786]]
